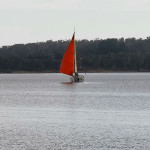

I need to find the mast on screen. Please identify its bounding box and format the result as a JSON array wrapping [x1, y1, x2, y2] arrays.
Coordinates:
[[74, 40, 78, 74], [74, 30, 78, 75]]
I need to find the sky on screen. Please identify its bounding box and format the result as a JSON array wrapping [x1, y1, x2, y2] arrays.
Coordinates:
[[0, 0, 150, 46]]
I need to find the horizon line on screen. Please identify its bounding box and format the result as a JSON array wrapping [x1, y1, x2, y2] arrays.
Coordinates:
[[1, 36, 150, 47]]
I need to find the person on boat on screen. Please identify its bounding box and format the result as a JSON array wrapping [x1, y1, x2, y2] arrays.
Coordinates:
[[75, 72, 78, 77], [75, 72, 79, 82]]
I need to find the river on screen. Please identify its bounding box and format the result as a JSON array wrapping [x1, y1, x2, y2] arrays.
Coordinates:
[[0, 73, 150, 150]]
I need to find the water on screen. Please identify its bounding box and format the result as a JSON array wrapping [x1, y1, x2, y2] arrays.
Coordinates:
[[0, 73, 150, 150]]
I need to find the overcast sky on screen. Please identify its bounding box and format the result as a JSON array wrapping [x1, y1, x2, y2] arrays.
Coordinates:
[[0, 0, 150, 46]]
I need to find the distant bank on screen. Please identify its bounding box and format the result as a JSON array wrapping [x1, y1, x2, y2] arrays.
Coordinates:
[[0, 37, 150, 73], [0, 69, 150, 74]]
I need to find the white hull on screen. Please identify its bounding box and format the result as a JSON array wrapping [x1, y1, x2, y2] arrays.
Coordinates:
[[70, 75, 84, 82]]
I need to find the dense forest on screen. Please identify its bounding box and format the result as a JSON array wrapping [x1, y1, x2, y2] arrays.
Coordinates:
[[0, 37, 150, 73]]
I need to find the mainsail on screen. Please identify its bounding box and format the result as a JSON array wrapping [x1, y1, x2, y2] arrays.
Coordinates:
[[60, 34, 75, 76]]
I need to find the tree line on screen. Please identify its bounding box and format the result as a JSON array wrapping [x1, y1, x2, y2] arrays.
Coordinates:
[[0, 37, 150, 73]]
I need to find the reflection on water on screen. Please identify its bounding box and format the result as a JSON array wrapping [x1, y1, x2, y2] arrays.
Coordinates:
[[0, 73, 150, 150], [61, 82, 74, 85]]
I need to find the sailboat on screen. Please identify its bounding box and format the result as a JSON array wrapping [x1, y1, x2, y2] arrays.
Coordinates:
[[60, 32, 84, 82]]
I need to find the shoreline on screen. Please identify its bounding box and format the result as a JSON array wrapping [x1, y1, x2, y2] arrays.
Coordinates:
[[0, 70, 150, 74]]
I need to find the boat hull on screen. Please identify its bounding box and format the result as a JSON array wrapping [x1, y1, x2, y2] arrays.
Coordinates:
[[70, 75, 84, 82]]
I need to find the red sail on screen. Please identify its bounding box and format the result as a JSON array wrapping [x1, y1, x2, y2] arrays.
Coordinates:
[[60, 34, 74, 76]]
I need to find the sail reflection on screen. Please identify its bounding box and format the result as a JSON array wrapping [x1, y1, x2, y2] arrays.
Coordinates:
[[61, 82, 74, 85]]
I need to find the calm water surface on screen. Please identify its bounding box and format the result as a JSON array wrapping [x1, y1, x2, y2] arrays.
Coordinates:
[[0, 73, 150, 150]]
